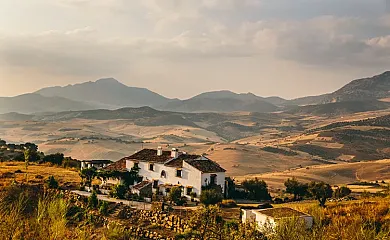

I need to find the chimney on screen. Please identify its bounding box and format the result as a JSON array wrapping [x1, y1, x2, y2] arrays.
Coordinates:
[[157, 146, 163, 156], [171, 148, 179, 158]]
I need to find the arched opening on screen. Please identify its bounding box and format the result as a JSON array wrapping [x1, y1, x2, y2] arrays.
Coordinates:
[[161, 170, 167, 178]]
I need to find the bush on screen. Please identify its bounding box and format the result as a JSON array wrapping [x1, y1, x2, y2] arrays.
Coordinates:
[[88, 191, 99, 209], [43, 153, 64, 165], [200, 189, 223, 206], [220, 199, 237, 208], [46, 176, 59, 189], [99, 201, 109, 216], [109, 184, 127, 199], [169, 187, 184, 206], [242, 178, 271, 201]]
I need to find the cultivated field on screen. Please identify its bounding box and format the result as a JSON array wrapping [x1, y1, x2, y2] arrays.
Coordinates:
[[237, 159, 390, 191], [0, 162, 81, 188]]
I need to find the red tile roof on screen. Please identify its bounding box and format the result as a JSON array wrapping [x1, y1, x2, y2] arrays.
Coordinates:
[[102, 159, 126, 171], [122, 149, 172, 163], [185, 158, 226, 173], [164, 154, 201, 168], [132, 181, 152, 190], [103, 149, 225, 173]]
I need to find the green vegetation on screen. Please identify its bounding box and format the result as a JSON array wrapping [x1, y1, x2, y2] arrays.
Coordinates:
[[109, 184, 127, 199], [241, 178, 271, 201], [262, 147, 298, 156], [284, 178, 308, 200], [46, 176, 59, 189], [200, 189, 223, 206], [334, 186, 352, 199], [169, 186, 186, 206], [292, 144, 340, 160], [308, 181, 333, 207], [88, 191, 99, 209]]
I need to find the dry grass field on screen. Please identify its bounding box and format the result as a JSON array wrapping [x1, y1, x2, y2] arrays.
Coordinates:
[[236, 159, 390, 191], [0, 162, 81, 188]]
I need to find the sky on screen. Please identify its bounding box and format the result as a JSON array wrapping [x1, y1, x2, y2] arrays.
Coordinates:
[[0, 0, 390, 100]]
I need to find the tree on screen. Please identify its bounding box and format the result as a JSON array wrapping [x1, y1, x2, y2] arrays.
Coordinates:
[[308, 181, 333, 207], [46, 176, 59, 189], [109, 184, 127, 199], [200, 189, 223, 206], [88, 191, 99, 209], [284, 178, 308, 201], [334, 186, 352, 198], [24, 142, 38, 152], [187, 205, 225, 240], [80, 168, 97, 187], [121, 166, 141, 187], [242, 178, 271, 201], [43, 153, 64, 165], [169, 186, 184, 205], [0, 139, 6, 146]]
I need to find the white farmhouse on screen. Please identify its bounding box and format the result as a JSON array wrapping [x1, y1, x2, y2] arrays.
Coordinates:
[[103, 147, 226, 199], [80, 160, 112, 170], [242, 207, 313, 230]]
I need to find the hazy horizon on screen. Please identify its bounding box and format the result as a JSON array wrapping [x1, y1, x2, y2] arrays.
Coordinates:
[[1, 1, 390, 99]]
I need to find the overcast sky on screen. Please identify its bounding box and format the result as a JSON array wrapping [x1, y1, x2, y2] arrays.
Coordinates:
[[0, 0, 390, 99]]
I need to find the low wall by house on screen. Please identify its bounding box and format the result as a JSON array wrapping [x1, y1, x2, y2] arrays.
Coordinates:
[[117, 207, 191, 234]]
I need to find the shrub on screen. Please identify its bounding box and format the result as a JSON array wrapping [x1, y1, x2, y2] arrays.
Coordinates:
[[43, 153, 64, 165], [99, 201, 109, 216], [334, 186, 352, 199], [46, 176, 59, 189], [220, 199, 237, 208], [109, 184, 127, 199], [308, 181, 333, 207], [169, 187, 184, 205], [242, 178, 271, 201], [88, 191, 99, 209], [200, 189, 223, 206]]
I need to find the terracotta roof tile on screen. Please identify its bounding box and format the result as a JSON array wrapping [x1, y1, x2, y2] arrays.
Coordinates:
[[164, 154, 201, 168], [103, 159, 126, 171], [122, 149, 172, 163], [132, 181, 152, 190], [185, 158, 226, 173]]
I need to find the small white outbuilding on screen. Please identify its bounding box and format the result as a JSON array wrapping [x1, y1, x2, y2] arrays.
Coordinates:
[[242, 207, 314, 230]]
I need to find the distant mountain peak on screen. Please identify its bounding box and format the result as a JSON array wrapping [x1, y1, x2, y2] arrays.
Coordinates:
[[95, 78, 121, 84]]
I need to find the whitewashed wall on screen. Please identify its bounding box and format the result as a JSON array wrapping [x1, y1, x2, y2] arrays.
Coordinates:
[[127, 160, 203, 197]]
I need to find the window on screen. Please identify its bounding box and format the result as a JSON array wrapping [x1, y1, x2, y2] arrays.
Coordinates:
[[149, 163, 154, 171], [186, 187, 193, 195], [161, 170, 167, 178], [176, 169, 182, 178], [210, 174, 217, 185], [134, 162, 139, 168], [153, 180, 159, 189]]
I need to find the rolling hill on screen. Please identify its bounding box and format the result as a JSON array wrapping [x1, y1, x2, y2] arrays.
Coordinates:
[[325, 71, 390, 103], [159, 90, 278, 113], [0, 93, 94, 114], [286, 100, 390, 116], [35, 78, 171, 109]]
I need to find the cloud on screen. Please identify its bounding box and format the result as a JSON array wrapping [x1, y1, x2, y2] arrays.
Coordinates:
[[1, 12, 390, 79]]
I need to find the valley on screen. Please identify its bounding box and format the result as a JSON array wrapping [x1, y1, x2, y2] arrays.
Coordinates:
[[2, 71, 390, 189]]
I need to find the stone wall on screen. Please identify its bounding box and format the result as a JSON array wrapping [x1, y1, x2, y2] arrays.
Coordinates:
[[117, 207, 191, 234]]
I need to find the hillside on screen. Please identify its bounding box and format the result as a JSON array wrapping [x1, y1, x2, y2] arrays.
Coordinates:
[[36, 78, 171, 109], [159, 91, 278, 113], [286, 100, 390, 116], [325, 71, 390, 102], [283, 71, 390, 107], [0, 93, 94, 114], [239, 159, 390, 190]]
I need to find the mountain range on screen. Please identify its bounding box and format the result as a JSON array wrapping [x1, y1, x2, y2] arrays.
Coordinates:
[[1, 71, 390, 114]]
